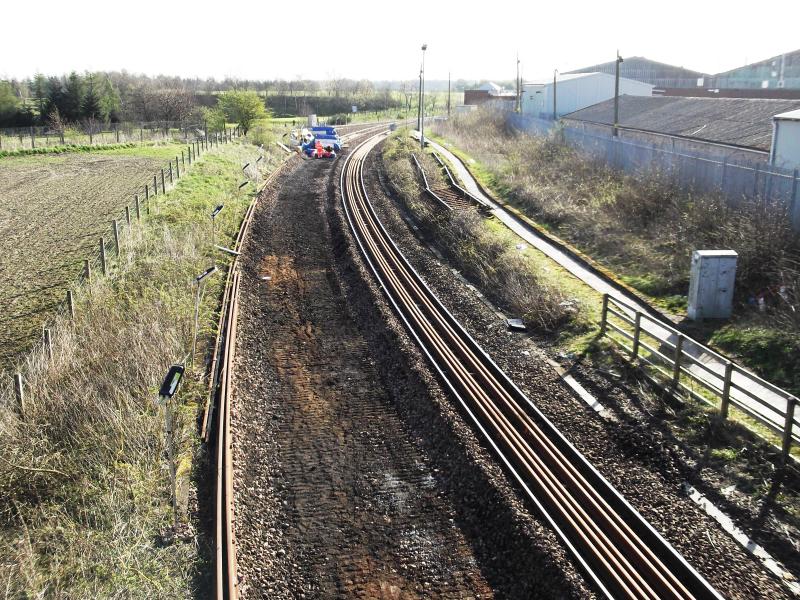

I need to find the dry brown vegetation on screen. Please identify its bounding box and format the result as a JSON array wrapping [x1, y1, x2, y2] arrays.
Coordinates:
[[382, 132, 575, 332]]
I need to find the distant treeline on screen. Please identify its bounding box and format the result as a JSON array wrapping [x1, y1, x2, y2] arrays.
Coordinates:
[[0, 71, 506, 127]]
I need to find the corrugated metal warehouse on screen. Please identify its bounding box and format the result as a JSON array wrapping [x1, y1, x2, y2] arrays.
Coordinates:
[[521, 72, 653, 119]]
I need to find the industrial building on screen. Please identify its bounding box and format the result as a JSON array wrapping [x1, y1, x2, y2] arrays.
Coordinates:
[[562, 96, 800, 164], [463, 82, 516, 107], [567, 57, 707, 89], [710, 50, 800, 90], [521, 72, 653, 119], [771, 109, 800, 169]]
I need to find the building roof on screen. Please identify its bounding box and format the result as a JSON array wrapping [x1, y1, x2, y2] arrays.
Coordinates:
[[562, 96, 800, 150], [714, 49, 800, 77], [523, 72, 653, 89], [566, 57, 707, 88], [775, 109, 800, 121], [477, 82, 503, 92]]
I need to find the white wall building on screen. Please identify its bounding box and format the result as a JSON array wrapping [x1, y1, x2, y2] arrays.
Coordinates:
[[770, 109, 800, 169], [521, 72, 653, 119]]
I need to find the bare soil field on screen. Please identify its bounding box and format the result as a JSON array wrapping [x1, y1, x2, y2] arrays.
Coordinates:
[[0, 149, 177, 366]]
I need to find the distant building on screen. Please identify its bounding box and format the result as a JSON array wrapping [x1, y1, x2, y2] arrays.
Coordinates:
[[567, 57, 707, 89], [522, 72, 653, 119], [770, 109, 800, 169], [710, 50, 800, 90], [463, 82, 516, 107]]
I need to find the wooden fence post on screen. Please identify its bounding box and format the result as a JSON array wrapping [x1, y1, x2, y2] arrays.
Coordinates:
[[175, 157, 180, 178], [672, 334, 684, 387], [67, 290, 75, 319], [113, 220, 120, 256], [169, 163, 173, 184], [154, 175, 158, 196], [631, 312, 642, 359], [188, 146, 192, 165], [100, 237, 107, 275], [135, 195, 141, 220], [115, 124, 120, 143], [600, 294, 609, 335], [782, 398, 797, 462], [14, 373, 25, 414], [125, 206, 131, 228], [84, 259, 91, 281], [720, 362, 733, 419], [30, 126, 35, 149], [182, 150, 185, 167], [43, 329, 52, 359], [145, 184, 149, 202], [161, 169, 166, 193]]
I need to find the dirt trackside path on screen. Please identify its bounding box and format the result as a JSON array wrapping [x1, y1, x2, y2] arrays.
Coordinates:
[[232, 157, 493, 598]]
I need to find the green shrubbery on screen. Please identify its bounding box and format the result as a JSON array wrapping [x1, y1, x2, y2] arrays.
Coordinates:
[[0, 142, 136, 158]]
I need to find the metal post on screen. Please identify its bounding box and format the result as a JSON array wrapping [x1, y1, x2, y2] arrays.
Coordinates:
[[790, 169, 799, 228], [672, 334, 684, 387], [165, 400, 179, 529], [67, 289, 75, 319], [191, 283, 202, 369], [720, 362, 733, 419], [113, 220, 120, 256], [553, 70, 557, 121], [782, 398, 797, 461], [600, 294, 609, 334], [100, 237, 107, 275], [613, 51, 623, 137], [14, 373, 24, 414], [43, 328, 53, 359], [420, 43, 427, 149], [631, 312, 642, 358]]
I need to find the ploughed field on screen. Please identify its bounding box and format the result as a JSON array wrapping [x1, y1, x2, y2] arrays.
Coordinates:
[[0, 150, 170, 367]]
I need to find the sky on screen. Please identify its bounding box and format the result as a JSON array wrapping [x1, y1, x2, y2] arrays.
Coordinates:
[[2, 0, 799, 83]]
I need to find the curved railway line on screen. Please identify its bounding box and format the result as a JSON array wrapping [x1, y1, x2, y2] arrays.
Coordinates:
[[339, 131, 725, 600], [207, 122, 394, 600]]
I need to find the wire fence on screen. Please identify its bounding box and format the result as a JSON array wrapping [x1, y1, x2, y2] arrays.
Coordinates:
[[0, 121, 206, 152], [1, 127, 244, 381], [506, 113, 800, 230]]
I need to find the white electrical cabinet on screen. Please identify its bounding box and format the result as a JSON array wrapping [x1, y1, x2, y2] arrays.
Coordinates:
[[687, 250, 738, 320]]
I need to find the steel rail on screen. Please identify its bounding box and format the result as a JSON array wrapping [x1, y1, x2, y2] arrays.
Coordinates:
[[340, 131, 724, 600]]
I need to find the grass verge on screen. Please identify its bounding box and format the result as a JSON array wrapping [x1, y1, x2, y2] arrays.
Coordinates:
[[0, 137, 283, 597]]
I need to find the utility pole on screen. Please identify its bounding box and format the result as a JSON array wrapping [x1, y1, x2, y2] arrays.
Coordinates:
[[417, 66, 423, 132], [420, 43, 427, 150], [447, 71, 451, 119], [553, 69, 558, 121], [614, 50, 624, 137]]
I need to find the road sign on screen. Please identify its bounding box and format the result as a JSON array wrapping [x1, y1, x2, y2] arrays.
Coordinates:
[[352, 105, 358, 113]]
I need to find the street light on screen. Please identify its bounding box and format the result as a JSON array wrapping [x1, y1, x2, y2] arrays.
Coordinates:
[[553, 69, 559, 121], [191, 265, 217, 369], [420, 43, 427, 150], [614, 51, 624, 137]]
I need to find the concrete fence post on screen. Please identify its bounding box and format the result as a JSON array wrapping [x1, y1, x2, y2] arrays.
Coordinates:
[[13, 373, 24, 414], [782, 398, 797, 461], [720, 362, 733, 419], [43, 329, 52, 359], [631, 312, 642, 359], [672, 334, 684, 388], [67, 289, 75, 319], [113, 220, 120, 256]]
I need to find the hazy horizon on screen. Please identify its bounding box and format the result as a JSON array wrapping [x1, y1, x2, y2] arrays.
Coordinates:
[[2, 0, 799, 83]]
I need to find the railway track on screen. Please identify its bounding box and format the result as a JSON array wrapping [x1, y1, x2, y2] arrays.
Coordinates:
[[341, 131, 725, 600], [207, 123, 401, 600]]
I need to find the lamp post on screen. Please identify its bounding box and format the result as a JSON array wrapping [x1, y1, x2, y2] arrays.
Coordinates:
[[553, 69, 559, 121], [420, 43, 427, 150], [614, 51, 624, 137], [191, 265, 217, 369]]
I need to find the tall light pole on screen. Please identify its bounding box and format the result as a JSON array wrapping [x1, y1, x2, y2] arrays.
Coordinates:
[[417, 66, 422, 131], [447, 71, 451, 119], [420, 43, 427, 149], [553, 69, 559, 121], [614, 51, 624, 137], [516, 53, 521, 113]]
